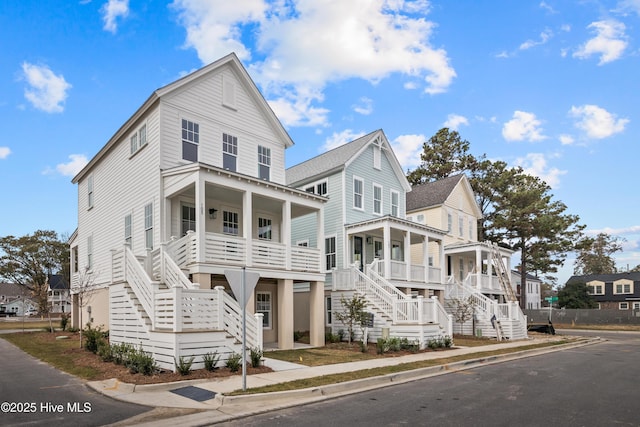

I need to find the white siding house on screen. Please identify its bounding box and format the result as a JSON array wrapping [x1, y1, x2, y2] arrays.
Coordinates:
[[70, 54, 326, 371], [288, 130, 452, 348]]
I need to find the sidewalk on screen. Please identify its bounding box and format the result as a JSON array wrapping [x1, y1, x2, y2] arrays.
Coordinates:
[[90, 335, 601, 426]]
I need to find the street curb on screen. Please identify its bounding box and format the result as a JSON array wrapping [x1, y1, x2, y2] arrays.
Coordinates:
[[217, 337, 602, 409]]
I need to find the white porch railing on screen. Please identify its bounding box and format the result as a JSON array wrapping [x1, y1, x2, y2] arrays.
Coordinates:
[[204, 233, 246, 265], [291, 246, 321, 271], [253, 240, 286, 268], [371, 259, 442, 285]]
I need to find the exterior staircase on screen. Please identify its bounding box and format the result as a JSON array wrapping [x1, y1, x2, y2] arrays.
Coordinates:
[[332, 261, 453, 349], [109, 245, 262, 372]]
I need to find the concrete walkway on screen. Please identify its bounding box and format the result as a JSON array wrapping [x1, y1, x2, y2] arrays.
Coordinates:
[[88, 335, 601, 426]]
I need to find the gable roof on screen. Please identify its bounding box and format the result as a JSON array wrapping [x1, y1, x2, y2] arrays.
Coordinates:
[[286, 129, 411, 191], [407, 174, 482, 218], [0, 282, 29, 298], [73, 53, 292, 184], [48, 275, 69, 290]]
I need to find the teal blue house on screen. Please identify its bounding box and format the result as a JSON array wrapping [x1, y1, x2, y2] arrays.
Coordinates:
[[287, 130, 452, 346]]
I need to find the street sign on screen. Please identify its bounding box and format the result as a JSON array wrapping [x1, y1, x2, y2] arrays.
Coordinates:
[[224, 268, 260, 308], [545, 296, 558, 302]]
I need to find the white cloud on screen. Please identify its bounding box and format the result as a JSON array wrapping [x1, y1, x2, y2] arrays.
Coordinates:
[[443, 114, 468, 130], [573, 20, 628, 65], [519, 29, 553, 50], [391, 134, 425, 170], [45, 154, 89, 177], [102, 0, 130, 33], [588, 225, 640, 236], [0, 147, 10, 159], [539, 2, 557, 13], [559, 134, 574, 145], [321, 129, 366, 152], [21, 62, 72, 113], [514, 152, 566, 188], [615, 0, 640, 16], [172, 0, 456, 127], [352, 97, 373, 115], [502, 111, 545, 142], [569, 104, 628, 139]]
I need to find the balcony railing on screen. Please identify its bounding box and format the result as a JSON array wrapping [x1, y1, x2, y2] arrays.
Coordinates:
[[164, 231, 321, 273], [370, 259, 442, 284]]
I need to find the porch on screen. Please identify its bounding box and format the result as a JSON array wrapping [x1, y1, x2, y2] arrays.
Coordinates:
[[344, 215, 447, 291]]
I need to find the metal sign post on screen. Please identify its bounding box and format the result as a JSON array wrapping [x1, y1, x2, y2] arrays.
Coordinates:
[[224, 267, 260, 391]]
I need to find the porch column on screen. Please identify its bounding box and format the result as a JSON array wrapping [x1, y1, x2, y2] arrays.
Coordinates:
[[423, 235, 429, 283], [476, 247, 482, 290], [196, 173, 206, 264], [383, 223, 391, 279], [486, 247, 493, 290], [277, 279, 294, 349], [282, 200, 291, 270], [309, 281, 325, 346], [317, 208, 324, 272], [243, 190, 253, 267], [404, 231, 411, 281], [439, 241, 446, 284]]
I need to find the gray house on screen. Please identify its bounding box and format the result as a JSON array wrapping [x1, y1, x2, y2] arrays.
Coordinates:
[[287, 130, 452, 347]]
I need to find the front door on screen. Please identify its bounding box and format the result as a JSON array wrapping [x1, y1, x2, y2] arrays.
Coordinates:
[[181, 204, 196, 236], [353, 236, 363, 271]]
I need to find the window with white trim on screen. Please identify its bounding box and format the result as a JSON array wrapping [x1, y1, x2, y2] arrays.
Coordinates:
[[633, 302, 640, 310], [619, 302, 629, 310], [139, 124, 146, 148], [87, 235, 93, 270], [373, 184, 382, 215], [588, 283, 604, 295], [256, 292, 272, 329], [258, 217, 272, 240], [417, 214, 424, 223], [87, 175, 94, 209], [144, 203, 153, 250], [391, 190, 399, 217], [223, 211, 239, 235], [130, 132, 138, 155], [325, 237, 336, 270], [614, 281, 633, 294], [325, 296, 333, 326], [72, 246, 78, 273], [181, 204, 196, 236], [124, 214, 132, 248], [353, 177, 363, 210], [222, 133, 237, 171], [469, 218, 473, 240], [447, 213, 452, 233], [459, 217, 464, 236], [305, 180, 328, 196], [181, 119, 199, 162], [258, 145, 271, 181]]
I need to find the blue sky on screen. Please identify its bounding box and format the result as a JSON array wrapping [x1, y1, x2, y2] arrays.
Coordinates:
[[1, 0, 638, 285]]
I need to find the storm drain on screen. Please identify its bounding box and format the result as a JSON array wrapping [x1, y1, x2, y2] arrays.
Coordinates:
[[170, 386, 217, 402]]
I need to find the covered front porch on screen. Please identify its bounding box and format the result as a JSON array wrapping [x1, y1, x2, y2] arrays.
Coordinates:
[[344, 215, 447, 295], [445, 242, 515, 299]]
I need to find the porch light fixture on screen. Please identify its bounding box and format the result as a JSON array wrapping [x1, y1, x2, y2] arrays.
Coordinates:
[[209, 208, 218, 219]]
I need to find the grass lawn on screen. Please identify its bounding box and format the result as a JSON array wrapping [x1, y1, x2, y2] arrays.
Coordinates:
[[0, 320, 57, 331]]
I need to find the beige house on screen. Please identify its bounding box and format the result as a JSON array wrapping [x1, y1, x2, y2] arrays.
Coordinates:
[[406, 175, 527, 340]]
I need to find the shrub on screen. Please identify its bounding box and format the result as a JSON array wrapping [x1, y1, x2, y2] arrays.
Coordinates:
[[376, 337, 390, 354], [249, 347, 263, 368], [83, 324, 107, 354], [337, 329, 345, 342], [203, 351, 220, 371], [225, 352, 242, 373], [174, 355, 195, 376], [112, 342, 135, 365], [128, 347, 156, 376], [293, 330, 304, 341], [325, 331, 341, 343], [97, 341, 113, 362], [442, 335, 453, 348]]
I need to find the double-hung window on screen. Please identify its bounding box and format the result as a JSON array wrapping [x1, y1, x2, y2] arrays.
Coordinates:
[[373, 184, 382, 215], [256, 292, 272, 329], [353, 177, 363, 210], [87, 175, 94, 209], [130, 133, 138, 155], [223, 133, 237, 171], [391, 190, 399, 217], [87, 236, 93, 270], [144, 203, 153, 250], [181, 204, 196, 236], [258, 146, 271, 181], [124, 214, 132, 248], [325, 237, 336, 270], [223, 211, 239, 235], [615, 282, 632, 294], [130, 124, 147, 155], [181, 119, 199, 162], [447, 213, 452, 233]]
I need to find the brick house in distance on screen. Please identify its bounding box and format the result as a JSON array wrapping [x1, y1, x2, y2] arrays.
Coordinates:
[[566, 272, 640, 310]]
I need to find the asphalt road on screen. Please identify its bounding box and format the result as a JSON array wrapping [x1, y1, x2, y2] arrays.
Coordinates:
[[218, 331, 640, 427], [0, 337, 151, 427]]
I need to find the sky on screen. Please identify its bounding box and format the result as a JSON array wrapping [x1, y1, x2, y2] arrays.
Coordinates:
[[1, 0, 639, 286]]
